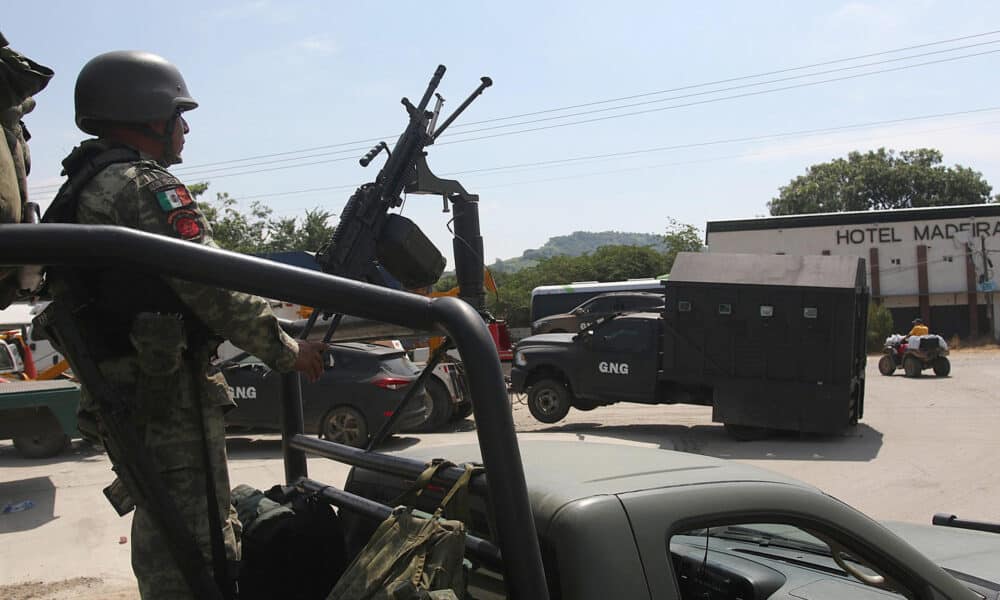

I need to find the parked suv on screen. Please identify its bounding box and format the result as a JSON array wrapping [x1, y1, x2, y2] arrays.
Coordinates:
[[530, 291, 664, 334], [222, 342, 427, 448]]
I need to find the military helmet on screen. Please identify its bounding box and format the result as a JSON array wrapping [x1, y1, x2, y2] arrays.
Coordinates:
[[74, 51, 197, 135]]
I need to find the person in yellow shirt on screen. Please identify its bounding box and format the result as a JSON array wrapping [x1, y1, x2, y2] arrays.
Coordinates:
[[908, 318, 929, 337]]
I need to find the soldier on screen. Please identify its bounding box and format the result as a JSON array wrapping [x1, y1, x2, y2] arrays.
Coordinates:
[[43, 50, 327, 598]]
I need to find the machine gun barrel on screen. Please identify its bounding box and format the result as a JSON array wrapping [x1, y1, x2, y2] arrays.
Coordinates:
[[433, 76, 492, 139]]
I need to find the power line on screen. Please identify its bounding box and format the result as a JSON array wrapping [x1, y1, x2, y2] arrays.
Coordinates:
[[30, 28, 1000, 192], [448, 29, 1000, 128], [438, 48, 1000, 145], [443, 39, 1000, 138], [467, 118, 1000, 191], [27, 34, 1000, 194], [444, 107, 1000, 177], [237, 108, 1000, 203]]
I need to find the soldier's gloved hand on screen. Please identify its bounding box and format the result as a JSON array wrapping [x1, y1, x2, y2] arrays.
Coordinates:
[[293, 340, 327, 383]]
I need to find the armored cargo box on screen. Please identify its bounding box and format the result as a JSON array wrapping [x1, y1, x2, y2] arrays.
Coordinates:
[[661, 252, 869, 434]]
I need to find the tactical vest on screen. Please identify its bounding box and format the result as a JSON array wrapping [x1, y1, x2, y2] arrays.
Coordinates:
[[43, 142, 211, 357]]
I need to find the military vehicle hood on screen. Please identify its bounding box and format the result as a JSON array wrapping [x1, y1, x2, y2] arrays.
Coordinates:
[[881, 521, 1000, 584]]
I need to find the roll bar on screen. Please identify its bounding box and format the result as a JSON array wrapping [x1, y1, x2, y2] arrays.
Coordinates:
[[0, 224, 548, 599]]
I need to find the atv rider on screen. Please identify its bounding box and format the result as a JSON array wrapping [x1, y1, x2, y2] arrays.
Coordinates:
[[908, 318, 929, 337]]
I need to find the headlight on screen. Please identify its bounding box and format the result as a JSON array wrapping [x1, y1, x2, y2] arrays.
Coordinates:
[[514, 351, 527, 367]]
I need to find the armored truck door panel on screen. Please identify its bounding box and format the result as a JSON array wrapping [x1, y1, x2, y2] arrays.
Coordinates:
[[661, 287, 710, 379], [578, 319, 657, 402]]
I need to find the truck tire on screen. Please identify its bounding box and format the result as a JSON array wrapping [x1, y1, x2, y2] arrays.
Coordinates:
[[903, 356, 922, 378], [321, 406, 369, 448], [877, 355, 895, 376], [13, 431, 70, 459], [527, 379, 571, 424], [932, 357, 951, 377], [411, 378, 453, 433]]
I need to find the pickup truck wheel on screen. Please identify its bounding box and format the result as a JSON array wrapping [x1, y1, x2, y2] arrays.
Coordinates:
[[527, 379, 571, 423], [877, 355, 895, 376], [321, 406, 368, 448], [903, 356, 922, 378], [411, 379, 453, 432], [13, 431, 70, 459], [932, 357, 951, 377]]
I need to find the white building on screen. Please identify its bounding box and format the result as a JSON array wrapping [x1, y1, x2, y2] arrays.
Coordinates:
[[705, 204, 1000, 341]]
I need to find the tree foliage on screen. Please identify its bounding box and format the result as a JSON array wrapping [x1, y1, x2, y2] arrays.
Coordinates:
[[768, 148, 994, 216], [867, 301, 894, 352], [189, 183, 336, 254]]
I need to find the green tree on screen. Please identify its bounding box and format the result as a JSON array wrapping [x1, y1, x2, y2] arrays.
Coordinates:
[[662, 218, 704, 269], [486, 244, 672, 327], [768, 148, 994, 216], [867, 302, 894, 352], [189, 182, 336, 254]]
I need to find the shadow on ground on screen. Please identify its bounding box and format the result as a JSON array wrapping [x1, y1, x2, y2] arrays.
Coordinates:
[[0, 475, 58, 532], [0, 440, 106, 469], [526, 422, 884, 462]]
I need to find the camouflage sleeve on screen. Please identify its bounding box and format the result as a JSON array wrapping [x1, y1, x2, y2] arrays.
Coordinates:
[[114, 164, 300, 372]]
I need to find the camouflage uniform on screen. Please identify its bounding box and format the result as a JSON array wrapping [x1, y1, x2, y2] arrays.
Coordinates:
[[68, 138, 299, 599]]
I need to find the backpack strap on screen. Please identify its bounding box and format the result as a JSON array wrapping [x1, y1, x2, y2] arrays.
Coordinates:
[[42, 146, 140, 223]]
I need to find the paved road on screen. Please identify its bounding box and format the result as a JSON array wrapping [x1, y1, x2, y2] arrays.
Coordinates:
[[0, 349, 997, 597], [509, 348, 1000, 524]]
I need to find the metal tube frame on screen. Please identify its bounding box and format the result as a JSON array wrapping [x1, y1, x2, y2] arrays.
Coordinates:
[[0, 224, 548, 600]]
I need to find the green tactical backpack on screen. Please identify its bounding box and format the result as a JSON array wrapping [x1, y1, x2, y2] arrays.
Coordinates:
[[327, 462, 481, 600], [0, 32, 53, 308]]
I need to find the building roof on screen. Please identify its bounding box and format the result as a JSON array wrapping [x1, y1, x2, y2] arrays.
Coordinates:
[[668, 252, 863, 289], [706, 204, 1000, 234]]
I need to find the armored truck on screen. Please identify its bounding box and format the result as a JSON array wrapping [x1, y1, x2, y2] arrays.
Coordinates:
[[511, 253, 869, 437]]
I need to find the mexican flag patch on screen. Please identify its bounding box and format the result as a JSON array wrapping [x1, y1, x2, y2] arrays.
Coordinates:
[[155, 186, 193, 211]]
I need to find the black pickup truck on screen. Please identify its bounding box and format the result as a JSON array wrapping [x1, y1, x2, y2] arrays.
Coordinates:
[[511, 253, 870, 438]]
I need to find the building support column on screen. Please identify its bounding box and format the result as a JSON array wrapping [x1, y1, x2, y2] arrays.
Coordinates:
[[869, 247, 881, 303], [917, 245, 930, 324], [966, 245, 979, 338]]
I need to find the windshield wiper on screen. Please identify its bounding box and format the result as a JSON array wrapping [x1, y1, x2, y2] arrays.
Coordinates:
[[709, 526, 831, 555]]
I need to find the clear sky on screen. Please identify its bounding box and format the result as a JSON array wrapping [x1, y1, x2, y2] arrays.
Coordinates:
[[9, 1, 1000, 263]]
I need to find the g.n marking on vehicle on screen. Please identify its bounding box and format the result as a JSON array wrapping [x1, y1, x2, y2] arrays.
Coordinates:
[[599, 361, 629, 375], [229, 385, 257, 399]]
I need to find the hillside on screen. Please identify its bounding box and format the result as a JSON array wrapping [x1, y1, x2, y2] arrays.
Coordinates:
[[491, 231, 667, 273]]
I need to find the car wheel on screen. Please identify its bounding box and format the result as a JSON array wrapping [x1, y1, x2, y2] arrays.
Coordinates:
[[932, 357, 951, 377], [13, 431, 70, 459], [321, 406, 369, 448], [527, 378, 571, 424], [724, 424, 773, 441], [412, 379, 453, 433], [877, 355, 895, 376], [903, 356, 922, 378]]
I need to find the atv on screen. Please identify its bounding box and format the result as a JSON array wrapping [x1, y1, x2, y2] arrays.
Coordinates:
[[878, 333, 951, 378]]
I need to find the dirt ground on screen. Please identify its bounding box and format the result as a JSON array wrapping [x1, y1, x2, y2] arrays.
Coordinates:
[[0, 577, 136, 600]]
